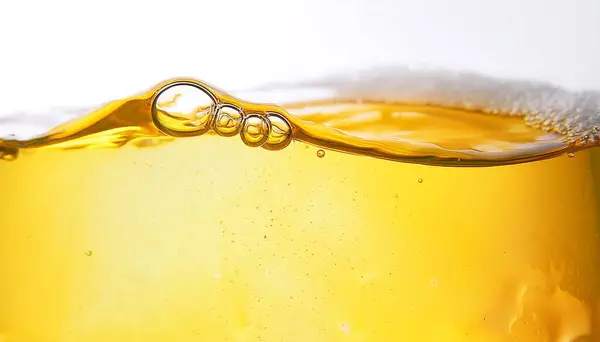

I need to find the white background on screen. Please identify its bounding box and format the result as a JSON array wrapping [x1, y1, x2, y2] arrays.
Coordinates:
[[0, 0, 599, 112]]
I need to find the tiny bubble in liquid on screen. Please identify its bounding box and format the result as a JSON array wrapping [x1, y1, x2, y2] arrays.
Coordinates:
[[240, 114, 270, 147], [418, 178, 423, 183], [84, 250, 93, 256], [214, 105, 243, 137], [263, 113, 293, 151], [317, 149, 325, 158], [0, 153, 16, 161], [568, 152, 575, 158]]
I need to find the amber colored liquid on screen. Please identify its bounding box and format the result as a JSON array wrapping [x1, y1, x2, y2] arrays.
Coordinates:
[[0, 79, 599, 342], [1, 78, 597, 166]]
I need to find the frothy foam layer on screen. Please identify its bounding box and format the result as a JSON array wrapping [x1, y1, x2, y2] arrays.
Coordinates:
[[248, 67, 600, 144]]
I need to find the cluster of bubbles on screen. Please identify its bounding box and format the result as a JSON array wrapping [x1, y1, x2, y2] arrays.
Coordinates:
[[151, 83, 293, 150]]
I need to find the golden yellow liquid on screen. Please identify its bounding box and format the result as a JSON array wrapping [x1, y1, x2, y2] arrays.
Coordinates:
[[0, 78, 599, 342]]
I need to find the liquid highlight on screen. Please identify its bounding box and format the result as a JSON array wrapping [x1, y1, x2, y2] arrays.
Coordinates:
[[0, 76, 598, 342], [0, 77, 597, 166]]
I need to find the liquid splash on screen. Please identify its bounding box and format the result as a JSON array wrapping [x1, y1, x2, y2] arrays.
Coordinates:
[[1, 72, 599, 166]]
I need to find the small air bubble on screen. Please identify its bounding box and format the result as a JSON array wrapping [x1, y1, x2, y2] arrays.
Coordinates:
[[317, 149, 325, 158], [241, 114, 270, 147], [0, 146, 18, 161], [418, 178, 423, 183], [214, 105, 243, 137], [84, 250, 93, 256], [568, 152, 575, 158], [263, 113, 293, 151], [430, 279, 438, 287], [0, 153, 16, 161]]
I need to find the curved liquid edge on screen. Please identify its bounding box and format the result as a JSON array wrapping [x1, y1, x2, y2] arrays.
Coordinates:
[[0, 75, 597, 167], [249, 67, 600, 144]]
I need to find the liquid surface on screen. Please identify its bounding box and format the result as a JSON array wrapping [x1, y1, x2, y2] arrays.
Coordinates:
[[1, 78, 599, 342], [0, 78, 597, 166]]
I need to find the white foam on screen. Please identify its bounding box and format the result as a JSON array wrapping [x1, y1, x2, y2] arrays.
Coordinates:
[[248, 66, 600, 143]]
